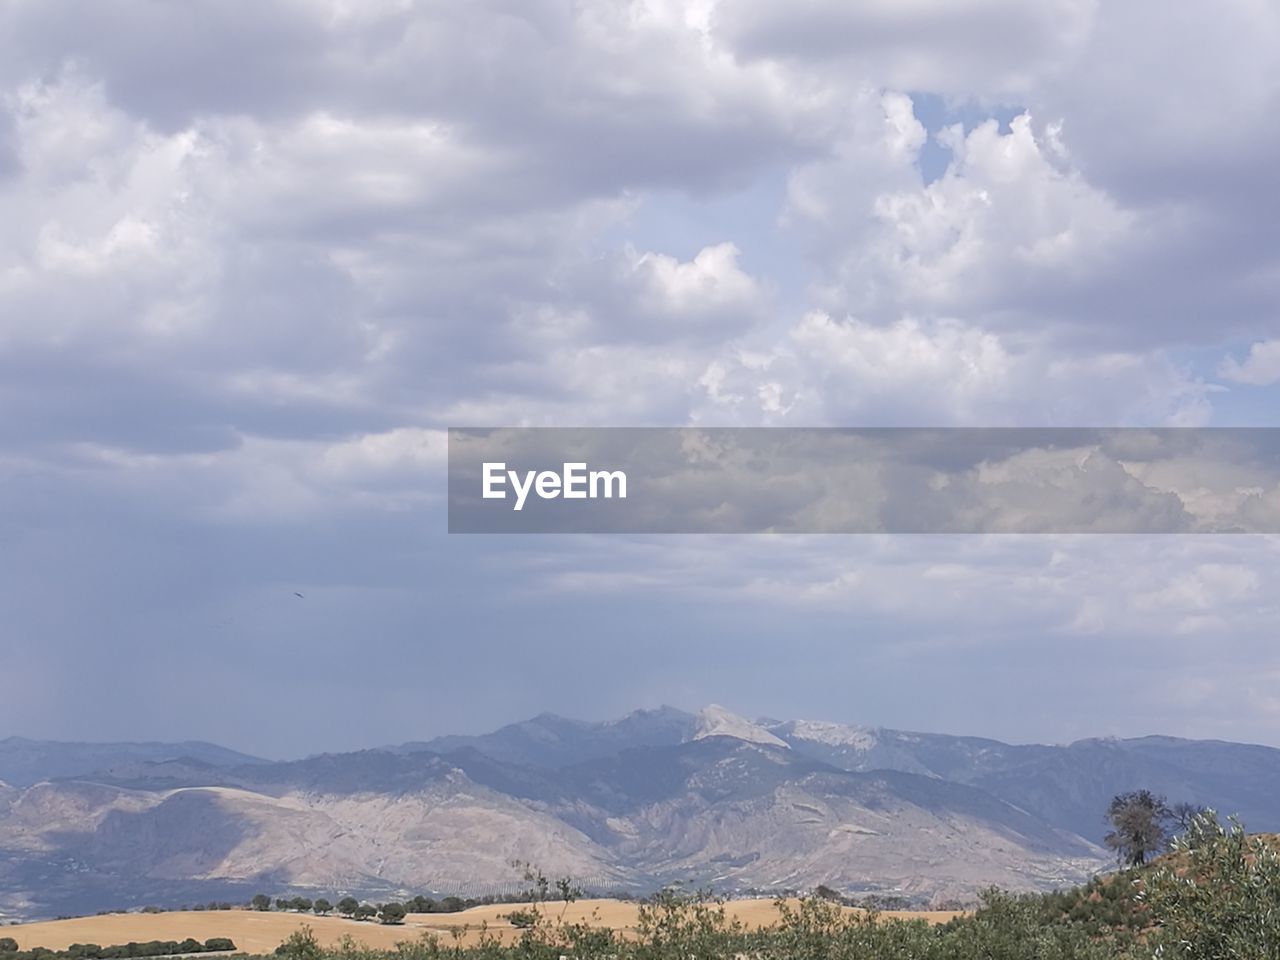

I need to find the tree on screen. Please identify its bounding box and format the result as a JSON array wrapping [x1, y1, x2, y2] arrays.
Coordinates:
[[312, 899, 332, 916], [336, 897, 359, 918], [251, 894, 272, 912], [275, 898, 290, 912], [1169, 800, 1209, 834], [1105, 789, 1171, 866], [378, 902, 406, 925], [290, 897, 313, 913], [354, 904, 378, 922]]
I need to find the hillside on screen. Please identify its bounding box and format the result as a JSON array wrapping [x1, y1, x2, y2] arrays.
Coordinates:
[[2, 705, 1278, 919], [0, 739, 266, 789]]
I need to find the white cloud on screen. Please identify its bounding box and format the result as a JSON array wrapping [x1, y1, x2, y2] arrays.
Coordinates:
[[3, 0, 1280, 747], [693, 313, 1210, 427], [788, 106, 1138, 336], [1219, 339, 1280, 386], [629, 242, 760, 317]]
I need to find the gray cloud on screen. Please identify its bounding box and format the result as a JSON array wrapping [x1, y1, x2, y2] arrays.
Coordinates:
[[1, 0, 1279, 751]]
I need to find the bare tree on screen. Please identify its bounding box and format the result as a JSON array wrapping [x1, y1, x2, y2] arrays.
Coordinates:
[[1169, 800, 1209, 835]]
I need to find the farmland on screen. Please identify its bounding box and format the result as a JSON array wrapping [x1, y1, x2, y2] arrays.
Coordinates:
[[4, 900, 963, 953]]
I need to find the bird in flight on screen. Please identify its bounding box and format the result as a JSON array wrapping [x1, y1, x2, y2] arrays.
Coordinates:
[[293, 592, 305, 599]]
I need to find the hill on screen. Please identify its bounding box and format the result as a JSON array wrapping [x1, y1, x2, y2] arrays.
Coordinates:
[[0, 739, 266, 789], [3, 705, 1279, 919]]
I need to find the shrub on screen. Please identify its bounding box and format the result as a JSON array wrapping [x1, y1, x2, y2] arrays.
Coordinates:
[[274, 928, 321, 960], [1141, 812, 1280, 958], [505, 909, 538, 929]]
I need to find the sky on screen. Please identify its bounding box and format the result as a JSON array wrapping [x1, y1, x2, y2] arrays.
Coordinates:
[[2, 0, 1280, 759]]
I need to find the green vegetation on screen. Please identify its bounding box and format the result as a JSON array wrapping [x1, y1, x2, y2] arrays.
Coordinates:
[[260, 816, 1280, 960], [1139, 813, 1280, 958], [2, 939, 236, 960]]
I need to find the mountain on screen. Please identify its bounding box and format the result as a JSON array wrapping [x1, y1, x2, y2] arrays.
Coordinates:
[[1, 707, 1278, 920], [692, 705, 789, 747], [0, 737, 267, 788], [766, 722, 1280, 840], [394, 706, 697, 767]]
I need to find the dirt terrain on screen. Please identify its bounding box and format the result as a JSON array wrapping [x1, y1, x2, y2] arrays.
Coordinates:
[[6, 901, 965, 952]]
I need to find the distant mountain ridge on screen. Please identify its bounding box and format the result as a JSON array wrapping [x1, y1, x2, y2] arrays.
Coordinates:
[[1, 706, 1277, 921], [392, 707, 1280, 840], [0, 737, 266, 788], [394, 706, 697, 767]]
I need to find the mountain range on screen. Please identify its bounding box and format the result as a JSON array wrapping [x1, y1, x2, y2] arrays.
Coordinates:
[[1, 707, 1278, 920]]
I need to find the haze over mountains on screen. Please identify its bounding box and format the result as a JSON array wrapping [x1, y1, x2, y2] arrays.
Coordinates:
[[2, 707, 1278, 920]]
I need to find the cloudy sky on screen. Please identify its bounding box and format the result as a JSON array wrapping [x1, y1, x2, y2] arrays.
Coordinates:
[[2, 0, 1280, 758]]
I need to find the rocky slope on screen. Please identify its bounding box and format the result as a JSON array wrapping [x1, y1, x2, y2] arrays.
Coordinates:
[[3, 705, 1277, 919]]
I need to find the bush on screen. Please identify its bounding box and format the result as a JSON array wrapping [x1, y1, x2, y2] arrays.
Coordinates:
[[1141, 812, 1280, 958], [274, 928, 321, 960], [505, 909, 538, 929]]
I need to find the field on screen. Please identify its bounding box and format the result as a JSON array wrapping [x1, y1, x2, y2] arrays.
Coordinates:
[[4, 901, 965, 953]]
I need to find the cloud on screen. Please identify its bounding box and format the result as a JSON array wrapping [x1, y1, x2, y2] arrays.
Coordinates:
[[1, 0, 1280, 749], [628, 242, 762, 324], [691, 313, 1211, 427], [1219, 340, 1280, 386], [713, 0, 1097, 96]]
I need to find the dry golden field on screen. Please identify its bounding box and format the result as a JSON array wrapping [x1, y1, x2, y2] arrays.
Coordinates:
[[5, 901, 965, 952]]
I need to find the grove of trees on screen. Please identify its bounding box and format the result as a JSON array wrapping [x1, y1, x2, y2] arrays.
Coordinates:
[[0, 939, 236, 960]]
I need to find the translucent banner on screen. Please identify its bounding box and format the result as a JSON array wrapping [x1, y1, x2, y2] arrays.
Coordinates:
[[447, 428, 1280, 533]]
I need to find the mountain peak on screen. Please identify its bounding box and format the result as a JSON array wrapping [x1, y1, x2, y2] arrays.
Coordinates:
[[774, 719, 879, 751], [692, 705, 789, 748]]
